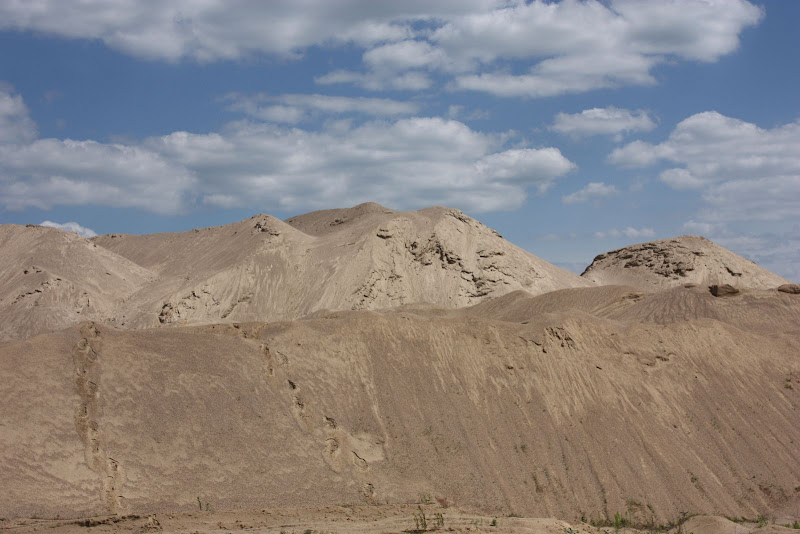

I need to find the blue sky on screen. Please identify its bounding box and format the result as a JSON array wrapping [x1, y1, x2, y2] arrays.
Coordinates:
[[0, 0, 798, 279]]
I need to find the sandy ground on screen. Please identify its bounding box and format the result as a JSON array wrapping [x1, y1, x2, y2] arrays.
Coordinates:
[[3, 507, 798, 534]]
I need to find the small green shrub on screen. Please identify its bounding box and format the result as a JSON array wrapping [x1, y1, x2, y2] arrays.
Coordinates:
[[413, 506, 427, 531]]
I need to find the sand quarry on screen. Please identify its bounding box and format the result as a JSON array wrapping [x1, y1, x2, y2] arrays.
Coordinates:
[[1, 203, 798, 534]]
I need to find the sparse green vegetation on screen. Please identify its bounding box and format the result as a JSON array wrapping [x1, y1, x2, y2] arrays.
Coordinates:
[[590, 510, 695, 532], [413, 505, 427, 532], [613, 511, 629, 530], [407, 506, 445, 532]]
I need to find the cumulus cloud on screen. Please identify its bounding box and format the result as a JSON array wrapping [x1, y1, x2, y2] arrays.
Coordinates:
[[594, 227, 655, 240], [551, 107, 656, 139], [224, 93, 420, 124], [608, 112, 800, 221], [562, 182, 619, 204], [0, 1, 762, 98], [0, 88, 37, 144], [39, 221, 98, 238], [439, 0, 760, 97], [0, 138, 195, 214], [146, 118, 575, 213], [0, 1, 428, 62], [452, 53, 659, 98], [0, 88, 575, 215]]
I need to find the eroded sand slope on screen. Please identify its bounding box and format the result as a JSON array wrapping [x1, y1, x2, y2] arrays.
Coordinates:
[[0, 224, 154, 341], [2, 285, 797, 522]]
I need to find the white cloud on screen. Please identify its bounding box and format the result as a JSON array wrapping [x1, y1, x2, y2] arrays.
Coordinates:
[[551, 107, 655, 138], [609, 112, 800, 223], [452, 53, 659, 98], [39, 220, 97, 238], [315, 69, 432, 91], [0, 1, 428, 62], [0, 88, 37, 144], [682, 220, 718, 236], [658, 168, 706, 190], [224, 93, 420, 124], [363, 40, 447, 71], [610, 112, 800, 184], [700, 176, 800, 224], [0, 1, 762, 99], [0, 88, 575, 215], [0, 138, 195, 214], [437, 0, 760, 97], [146, 118, 575, 213], [562, 182, 619, 204], [594, 227, 655, 240]]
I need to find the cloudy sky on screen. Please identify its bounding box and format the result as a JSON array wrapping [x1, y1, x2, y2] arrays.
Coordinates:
[[0, 0, 798, 279]]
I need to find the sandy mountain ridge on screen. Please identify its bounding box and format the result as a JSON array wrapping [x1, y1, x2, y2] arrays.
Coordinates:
[[1, 204, 799, 531], [2, 204, 793, 343], [2, 203, 591, 341]]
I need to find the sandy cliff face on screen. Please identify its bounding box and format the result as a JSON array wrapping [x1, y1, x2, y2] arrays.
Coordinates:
[[581, 235, 790, 291]]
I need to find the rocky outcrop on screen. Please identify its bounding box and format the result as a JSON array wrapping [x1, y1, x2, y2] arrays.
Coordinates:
[[709, 284, 740, 297], [581, 235, 789, 291], [777, 283, 800, 294]]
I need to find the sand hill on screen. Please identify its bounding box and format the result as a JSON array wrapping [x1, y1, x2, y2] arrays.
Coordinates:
[[2, 207, 799, 532], [581, 235, 790, 291], [0, 224, 154, 341], [0, 205, 588, 341], [84, 203, 588, 331]]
